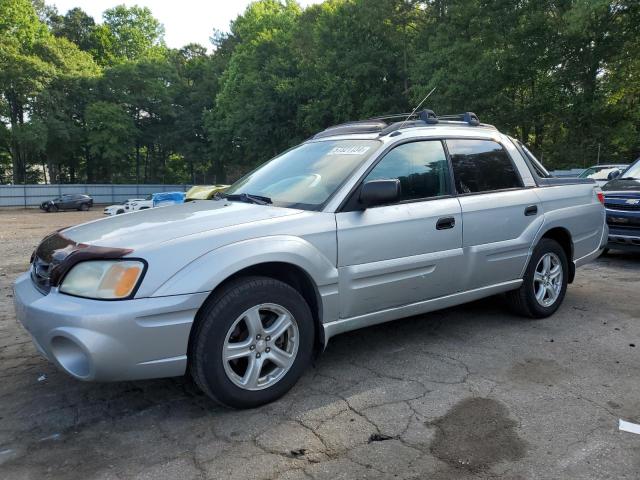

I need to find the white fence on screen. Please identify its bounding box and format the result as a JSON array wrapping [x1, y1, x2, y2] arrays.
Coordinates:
[[0, 184, 190, 207]]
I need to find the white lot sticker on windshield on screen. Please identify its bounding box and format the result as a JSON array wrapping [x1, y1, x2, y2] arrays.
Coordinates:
[[327, 145, 371, 156]]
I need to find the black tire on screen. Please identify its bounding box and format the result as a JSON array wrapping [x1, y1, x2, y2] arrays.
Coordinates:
[[190, 276, 314, 409], [601, 248, 610, 256], [44, 205, 50, 213], [506, 238, 568, 318], [116, 209, 124, 215], [80, 203, 89, 211]]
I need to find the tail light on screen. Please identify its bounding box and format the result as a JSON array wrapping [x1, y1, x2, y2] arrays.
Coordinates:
[[595, 189, 605, 205]]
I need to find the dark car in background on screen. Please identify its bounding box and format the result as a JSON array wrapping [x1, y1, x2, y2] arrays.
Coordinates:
[[40, 194, 93, 212], [603, 158, 640, 252]]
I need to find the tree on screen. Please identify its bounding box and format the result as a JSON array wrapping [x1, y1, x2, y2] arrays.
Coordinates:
[[51, 7, 97, 52], [210, 0, 302, 178], [0, 0, 52, 182], [86, 101, 135, 182], [171, 44, 219, 183], [92, 5, 166, 65], [2, 0, 639, 185]]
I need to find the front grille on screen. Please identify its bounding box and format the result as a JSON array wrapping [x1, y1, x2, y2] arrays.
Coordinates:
[[605, 202, 640, 211], [31, 256, 52, 294]]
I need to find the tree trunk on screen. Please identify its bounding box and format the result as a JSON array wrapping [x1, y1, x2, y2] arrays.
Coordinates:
[[7, 91, 25, 184], [135, 141, 141, 185], [84, 145, 93, 183], [215, 157, 226, 183]]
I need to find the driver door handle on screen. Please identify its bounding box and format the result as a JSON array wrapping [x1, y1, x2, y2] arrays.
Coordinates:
[[436, 217, 456, 230]]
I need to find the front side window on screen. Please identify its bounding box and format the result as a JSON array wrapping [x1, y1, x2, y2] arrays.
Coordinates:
[[225, 139, 381, 210], [364, 140, 450, 202], [448, 139, 522, 194]]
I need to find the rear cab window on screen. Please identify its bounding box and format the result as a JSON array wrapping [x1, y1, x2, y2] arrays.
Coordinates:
[[447, 139, 523, 194], [513, 139, 551, 179]]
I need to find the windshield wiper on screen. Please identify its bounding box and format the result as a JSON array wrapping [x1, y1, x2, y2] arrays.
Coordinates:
[[619, 177, 639, 180], [223, 193, 272, 205]]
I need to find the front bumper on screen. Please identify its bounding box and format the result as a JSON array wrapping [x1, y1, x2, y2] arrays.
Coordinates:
[[607, 226, 640, 251], [13, 272, 209, 382]]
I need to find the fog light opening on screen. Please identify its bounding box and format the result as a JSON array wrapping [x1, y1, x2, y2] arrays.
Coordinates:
[[50, 336, 91, 379]]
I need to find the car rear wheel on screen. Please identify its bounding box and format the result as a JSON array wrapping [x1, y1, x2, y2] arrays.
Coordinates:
[[190, 276, 314, 408], [79, 203, 89, 211], [506, 238, 568, 318]]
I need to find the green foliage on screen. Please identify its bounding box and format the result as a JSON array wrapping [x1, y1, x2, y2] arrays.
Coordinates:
[[86, 101, 135, 182], [0, 0, 639, 184], [0, 0, 48, 47], [97, 5, 166, 64], [51, 7, 97, 52]]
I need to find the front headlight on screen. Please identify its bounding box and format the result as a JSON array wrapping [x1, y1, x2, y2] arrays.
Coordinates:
[[59, 260, 145, 299]]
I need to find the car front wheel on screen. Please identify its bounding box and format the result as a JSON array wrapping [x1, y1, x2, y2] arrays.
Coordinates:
[[190, 276, 314, 408], [506, 238, 568, 318]]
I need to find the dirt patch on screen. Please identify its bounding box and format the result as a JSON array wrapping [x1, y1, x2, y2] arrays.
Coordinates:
[[429, 397, 526, 472], [508, 358, 570, 385]]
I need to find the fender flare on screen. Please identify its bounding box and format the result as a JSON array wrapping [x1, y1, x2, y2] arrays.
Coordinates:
[[151, 235, 338, 298]]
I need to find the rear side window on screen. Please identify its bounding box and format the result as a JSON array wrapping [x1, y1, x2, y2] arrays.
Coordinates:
[[515, 139, 550, 178], [447, 139, 522, 194], [364, 140, 450, 202]]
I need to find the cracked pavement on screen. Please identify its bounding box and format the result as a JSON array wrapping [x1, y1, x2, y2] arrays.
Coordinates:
[[1, 209, 639, 479]]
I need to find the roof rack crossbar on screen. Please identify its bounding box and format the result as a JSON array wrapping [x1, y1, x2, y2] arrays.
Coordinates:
[[313, 109, 486, 139]]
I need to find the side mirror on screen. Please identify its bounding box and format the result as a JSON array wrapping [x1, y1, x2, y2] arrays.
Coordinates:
[[359, 179, 400, 208], [608, 170, 621, 180]]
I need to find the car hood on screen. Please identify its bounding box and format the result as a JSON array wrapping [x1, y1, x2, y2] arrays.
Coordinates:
[[602, 178, 640, 195], [61, 200, 304, 250]]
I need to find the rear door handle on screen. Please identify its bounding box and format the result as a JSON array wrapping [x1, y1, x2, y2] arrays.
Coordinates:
[[524, 205, 538, 216], [436, 217, 456, 230]]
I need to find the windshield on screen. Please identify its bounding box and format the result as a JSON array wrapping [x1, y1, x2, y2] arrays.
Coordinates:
[[578, 166, 617, 178], [620, 161, 640, 179], [579, 167, 599, 178], [224, 139, 381, 210]]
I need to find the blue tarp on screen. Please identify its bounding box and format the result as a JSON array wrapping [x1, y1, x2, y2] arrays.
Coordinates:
[[152, 191, 186, 207]]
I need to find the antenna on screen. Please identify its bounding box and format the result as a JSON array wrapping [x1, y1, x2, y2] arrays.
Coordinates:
[[398, 87, 436, 130]]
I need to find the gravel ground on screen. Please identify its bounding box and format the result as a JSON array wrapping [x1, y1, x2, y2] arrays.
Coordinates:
[[1, 208, 639, 480]]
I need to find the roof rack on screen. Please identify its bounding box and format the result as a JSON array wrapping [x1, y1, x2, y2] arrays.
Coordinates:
[[313, 109, 491, 139]]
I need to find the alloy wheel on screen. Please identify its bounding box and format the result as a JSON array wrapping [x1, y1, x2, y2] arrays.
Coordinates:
[[222, 303, 299, 391], [533, 252, 563, 307]]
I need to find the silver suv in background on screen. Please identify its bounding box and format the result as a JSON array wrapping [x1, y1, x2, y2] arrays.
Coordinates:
[[14, 110, 607, 408]]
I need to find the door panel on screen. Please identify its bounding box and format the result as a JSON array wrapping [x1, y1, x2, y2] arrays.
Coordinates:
[[457, 189, 542, 289], [337, 198, 463, 318], [446, 138, 543, 290]]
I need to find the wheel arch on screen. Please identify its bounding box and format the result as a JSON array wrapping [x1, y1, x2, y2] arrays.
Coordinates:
[[539, 227, 575, 283], [187, 261, 326, 364]]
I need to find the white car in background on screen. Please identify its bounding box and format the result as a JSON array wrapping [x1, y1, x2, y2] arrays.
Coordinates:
[[103, 204, 126, 216], [125, 197, 153, 212], [104, 198, 151, 216], [579, 164, 629, 186]]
